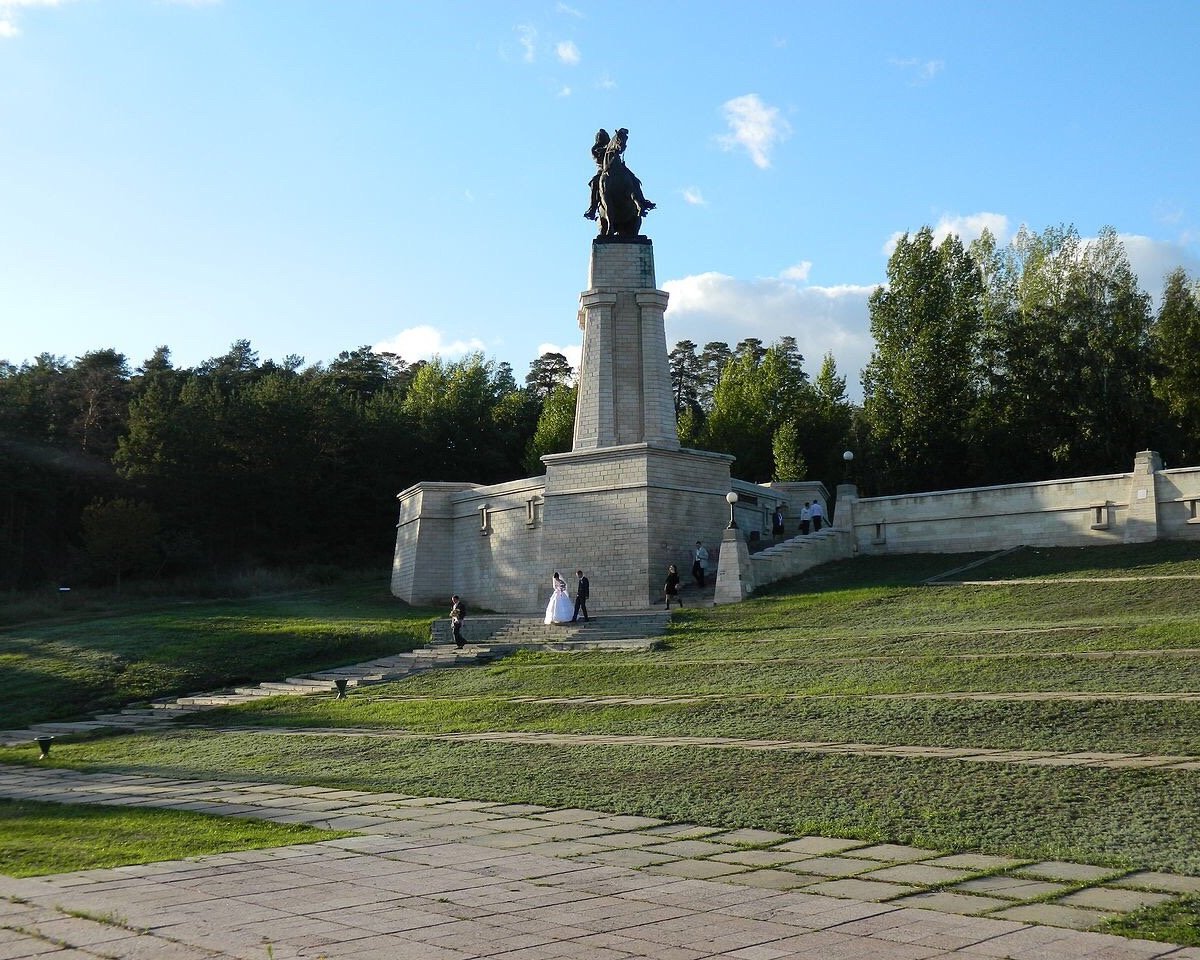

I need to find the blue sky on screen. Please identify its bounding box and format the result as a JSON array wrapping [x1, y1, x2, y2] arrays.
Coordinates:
[[3, 1, 1198, 400]]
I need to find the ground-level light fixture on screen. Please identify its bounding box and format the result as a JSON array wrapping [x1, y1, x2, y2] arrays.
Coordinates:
[[35, 735, 54, 759]]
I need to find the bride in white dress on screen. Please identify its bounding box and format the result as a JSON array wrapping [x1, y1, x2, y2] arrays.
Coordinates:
[[544, 572, 574, 625]]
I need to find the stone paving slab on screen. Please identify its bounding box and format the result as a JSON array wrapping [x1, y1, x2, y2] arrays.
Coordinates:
[[774, 836, 867, 855], [804, 877, 920, 901], [990, 901, 1119, 930], [1015, 860, 1122, 882], [850, 843, 944, 863], [1114, 870, 1200, 894], [952, 875, 1072, 899], [890, 890, 1012, 915]]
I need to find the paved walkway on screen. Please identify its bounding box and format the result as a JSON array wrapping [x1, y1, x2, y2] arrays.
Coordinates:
[[2, 767, 1197, 959]]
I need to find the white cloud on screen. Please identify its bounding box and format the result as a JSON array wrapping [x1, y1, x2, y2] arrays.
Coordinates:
[[516, 24, 536, 62], [883, 211, 1011, 256], [890, 57, 945, 84], [717, 94, 791, 169], [555, 40, 580, 65], [681, 187, 707, 206], [557, 85, 572, 97], [780, 260, 812, 282], [663, 272, 876, 399], [536, 341, 582, 377], [596, 73, 616, 90], [556, 2, 583, 17], [1114, 233, 1200, 304], [373, 325, 487, 364], [0, 0, 70, 38]]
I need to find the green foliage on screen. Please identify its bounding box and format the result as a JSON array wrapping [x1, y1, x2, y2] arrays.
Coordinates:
[[1152, 268, 1200, 462], [524, 351, 574, 400], [703, 339, 817, 481], [862, 228, 982, 492], [80, 498, 160, 589], [771, 418, 805, 481], [523, 383, 577, 474], [861, 224, 1164, 493]]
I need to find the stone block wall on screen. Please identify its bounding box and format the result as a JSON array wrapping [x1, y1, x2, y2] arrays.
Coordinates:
[[390, 482, 478, 606], [391, 477, 546, 610], [847, 452, 1200, 555]]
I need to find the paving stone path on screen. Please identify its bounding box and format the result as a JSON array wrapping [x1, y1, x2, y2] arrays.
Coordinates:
[[1, 766, 1197, 959], [193, 725, 1200, 773]]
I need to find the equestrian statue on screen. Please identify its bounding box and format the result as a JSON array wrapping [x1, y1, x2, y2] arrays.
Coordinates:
[[584, 127, 656, 238]]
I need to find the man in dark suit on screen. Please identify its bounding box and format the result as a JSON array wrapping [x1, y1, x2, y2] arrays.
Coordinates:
[[572, 570, 590, 622]]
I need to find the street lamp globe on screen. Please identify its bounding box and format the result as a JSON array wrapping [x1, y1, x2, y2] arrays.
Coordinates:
[[725, 491, 738, 529]]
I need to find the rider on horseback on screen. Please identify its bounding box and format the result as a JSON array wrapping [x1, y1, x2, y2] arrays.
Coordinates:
[[585, 127, 655, 224]]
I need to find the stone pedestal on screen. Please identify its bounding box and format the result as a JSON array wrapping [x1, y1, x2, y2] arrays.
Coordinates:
[[574, 240, 678, 452], [714, 526, 753, 604], [392, 235, 734, 612], [1124, 449, 1163, 543], [540, 441, 733, 609]]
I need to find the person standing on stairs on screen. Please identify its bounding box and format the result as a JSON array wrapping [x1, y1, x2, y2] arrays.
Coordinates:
[[810, 500, 824, 532], [450, 595, 466, 649], [664, 564, 682, 609], [572, 569, 590, 622]]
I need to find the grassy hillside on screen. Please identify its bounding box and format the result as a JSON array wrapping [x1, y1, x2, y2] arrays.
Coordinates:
[[4, 542, 1198, 879]]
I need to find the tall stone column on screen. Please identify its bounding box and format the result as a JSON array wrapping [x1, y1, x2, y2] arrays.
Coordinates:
[[573, 239, 679, 452]]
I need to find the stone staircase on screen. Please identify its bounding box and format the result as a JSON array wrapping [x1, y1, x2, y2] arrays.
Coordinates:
[[1, 613, 674, 749], [429, 611, 671, 652], [0, 646, 497, 748], [748, 529, 849, 589]]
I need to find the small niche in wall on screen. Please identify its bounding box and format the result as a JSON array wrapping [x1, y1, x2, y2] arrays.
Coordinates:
[[479, 504, 491, 536], [872, 522, 886, 544], [525, 495, 543, 527], [1090, 501, 1111, 530], [1187, 498, 1200, 525]]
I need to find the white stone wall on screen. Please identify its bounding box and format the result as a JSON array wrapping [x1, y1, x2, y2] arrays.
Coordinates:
[[849, 455, 1200, 555], [390, 482, 479, 605], [1156, 466, 1200, 541], [444, 477, 549, 612]]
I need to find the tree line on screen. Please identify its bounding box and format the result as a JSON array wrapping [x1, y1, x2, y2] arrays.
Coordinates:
[[3, 221, 1197, 590], [860, 224, 1200, 493]]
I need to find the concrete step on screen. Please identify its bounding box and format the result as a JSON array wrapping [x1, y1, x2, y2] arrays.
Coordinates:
[[275, 679, 340, 691], [175, 694, 258, 706]]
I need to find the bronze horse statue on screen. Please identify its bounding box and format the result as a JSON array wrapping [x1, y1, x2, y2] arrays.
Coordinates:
[[585, 128, 655, 238]]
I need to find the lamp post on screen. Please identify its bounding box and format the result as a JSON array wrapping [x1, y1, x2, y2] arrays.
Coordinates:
[[843, 449, 854, 481], [726, 491, 738, 529]]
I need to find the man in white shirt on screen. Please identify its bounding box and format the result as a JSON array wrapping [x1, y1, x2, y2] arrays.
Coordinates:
[[692, 541, 709, 588], [810, 500, 824, 532]]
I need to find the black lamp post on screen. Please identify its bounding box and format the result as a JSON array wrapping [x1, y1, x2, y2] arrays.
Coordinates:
[[843, 450, 854, 481], [726, 491, 738, 529]]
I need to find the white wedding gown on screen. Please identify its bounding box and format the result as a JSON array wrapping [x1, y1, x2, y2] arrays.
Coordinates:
[[544, 581, 574, 624]]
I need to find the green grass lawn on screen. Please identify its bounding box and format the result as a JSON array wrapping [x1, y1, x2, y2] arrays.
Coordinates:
[[0, 797, 352, 877], [2, 542, 1198, 943], [0, 578, 438, 730]]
